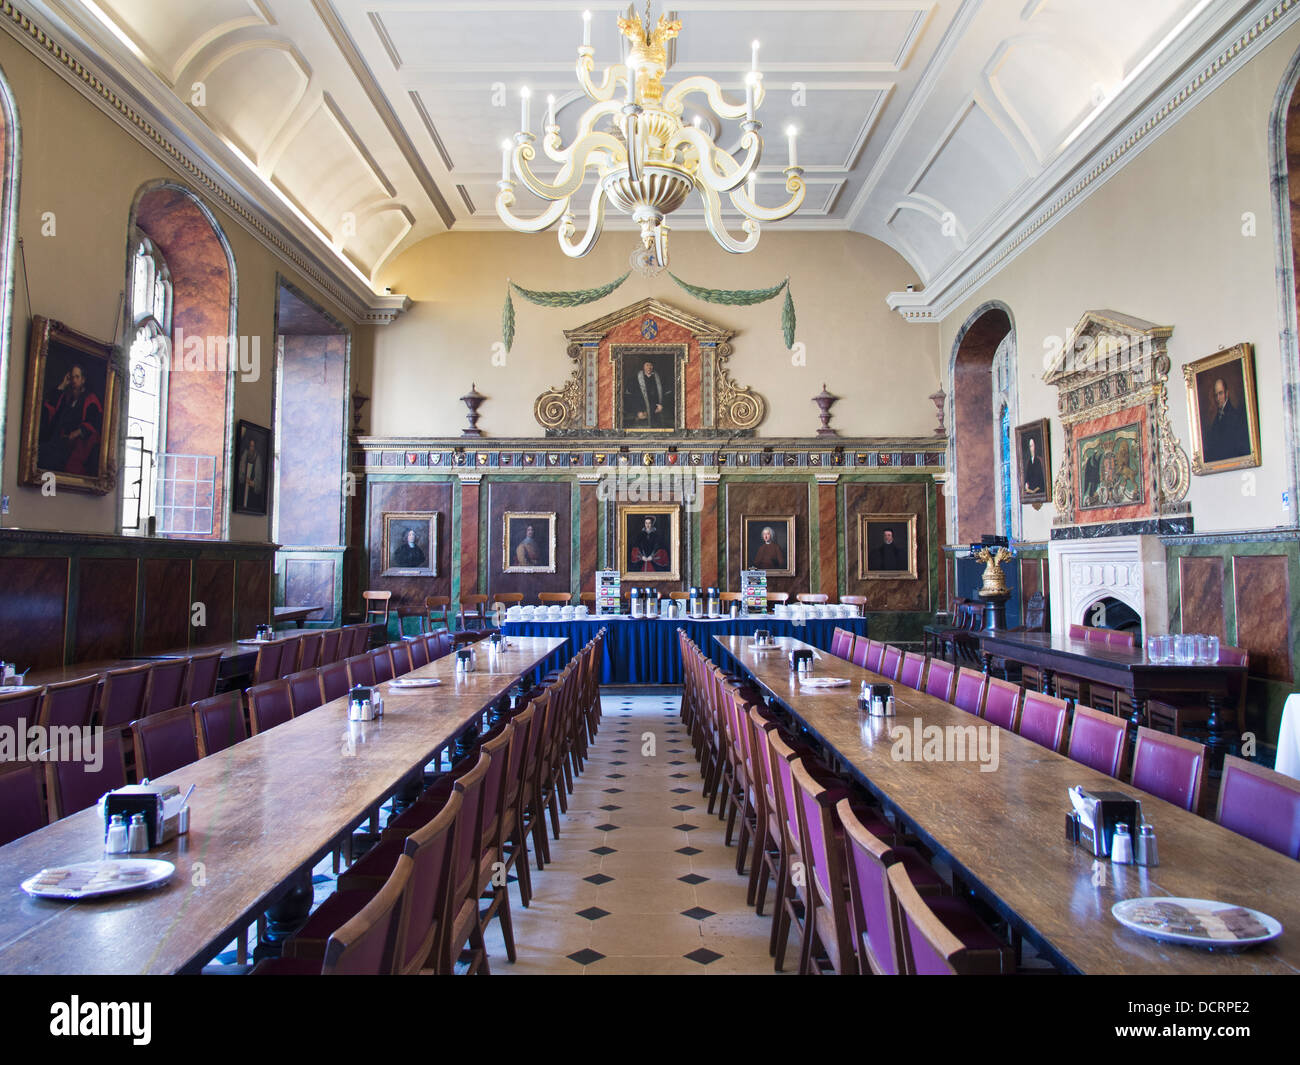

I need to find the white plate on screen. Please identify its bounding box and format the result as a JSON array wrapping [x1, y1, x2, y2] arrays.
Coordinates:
[[237, 638, 272, 646], [798, 676, 851, 689], [22, 859, 175, 900], [0, 684, 38, 693], [1112, 897, 1282, 951], [388, 677, 444, 689]]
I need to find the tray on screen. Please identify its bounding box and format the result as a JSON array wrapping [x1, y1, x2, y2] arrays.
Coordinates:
[[22, 859, 175, 900]]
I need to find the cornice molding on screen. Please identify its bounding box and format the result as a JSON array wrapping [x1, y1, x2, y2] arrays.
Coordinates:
[[0, 1, 410, 327], [888, 0, 1300, 323]]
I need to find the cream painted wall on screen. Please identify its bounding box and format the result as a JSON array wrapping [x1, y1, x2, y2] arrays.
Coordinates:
[[0, 29, 356, 538], [940, 20, 1300, 540], [371, 230, 938, 439]]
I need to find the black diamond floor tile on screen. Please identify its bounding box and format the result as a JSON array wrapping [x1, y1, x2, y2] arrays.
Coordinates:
[[576, 906, 611, 921], [681, 906, 716, 921], [673, 823, 699, 832], [684, 948, 724, 965], [603, 788, 623, 794], [672, 804, 693, 811], [675, 846, 702, 856], [599, 804, 621, 812], [568, 948, 606, 965], [590, 846, 616, 855], [678, 873, 708, 885], [584, 873, 614, 885], [594, 823, 620, 832], [670, 787, 692, 794], [670, 773, 688, 779]]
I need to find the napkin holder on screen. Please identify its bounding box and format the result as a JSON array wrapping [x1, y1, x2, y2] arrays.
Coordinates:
[[102, 783, 181, 848], [1067, 788, 1141, 858], [789, 648, 813, 672]]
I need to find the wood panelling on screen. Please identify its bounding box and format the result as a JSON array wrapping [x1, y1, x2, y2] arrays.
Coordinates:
[[235, 559, 271, 639], [141, 558, 192, 653], [365, 480, 454, 611], [486, 481, 573, 600], [723, 481, 810, 596], [193, 559, 235, 645], [285, 558, 335, 618], [818, 483, 837, 597], [1233, 555, 1293, 681], [0, 557, 68, 668], [843, 481, 930, 611], [1179, 555, 1227, 642], [74, 558, 138, 662]]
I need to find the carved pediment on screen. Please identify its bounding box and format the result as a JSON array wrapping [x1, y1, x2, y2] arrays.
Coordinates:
[[534, 299, 767, 436]]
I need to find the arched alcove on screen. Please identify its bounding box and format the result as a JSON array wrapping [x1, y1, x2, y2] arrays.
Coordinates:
[[126, 182, 237, 539], [0, 63, 21, 495], [1268, 46, 1300, 519]]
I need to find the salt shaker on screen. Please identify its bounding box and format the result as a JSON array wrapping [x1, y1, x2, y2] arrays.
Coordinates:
[[127, 813, 148, 853], [105, 814, 128, 855], [1111, 823, 1133, 864], [1136, 823, 1158, 866]]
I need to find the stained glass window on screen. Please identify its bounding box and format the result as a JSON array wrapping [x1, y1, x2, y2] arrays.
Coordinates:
[[122, 235, 171, 533]]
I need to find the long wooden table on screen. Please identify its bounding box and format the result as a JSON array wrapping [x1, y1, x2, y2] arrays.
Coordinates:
[[716, 635, 1300, 975], [978, 631, 1247, 757], [0, 636, 566, 974], [20, 640, 262, 689]]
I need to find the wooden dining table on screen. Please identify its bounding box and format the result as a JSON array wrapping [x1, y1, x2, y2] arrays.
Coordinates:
[[715, 634, 1300, 976], [0, 635, 566, 974], [19, 639, 261, 689]]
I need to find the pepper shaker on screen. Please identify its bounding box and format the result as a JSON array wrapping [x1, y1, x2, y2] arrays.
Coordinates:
[[127, 813, 149, 853], [1136, 823, 1158, 866]]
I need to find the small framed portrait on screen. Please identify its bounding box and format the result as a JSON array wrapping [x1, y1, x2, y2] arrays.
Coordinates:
[[503, 511, 557, 574], [858, 513, 917, 580], [1015, 418, 1052, 505], [618, 503, 681, 581], [382, 512, 438, 577], [1183, 343, 1261, 475], [1076, 422, 1143, 511], [741, 515, 796, 577], [19, 315, 120, 495], [232, 420, 272, 516], [614, 344, 683, 432]]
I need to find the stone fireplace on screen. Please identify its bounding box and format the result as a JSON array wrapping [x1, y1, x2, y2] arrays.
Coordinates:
[[1047, 534, 1168, 638]]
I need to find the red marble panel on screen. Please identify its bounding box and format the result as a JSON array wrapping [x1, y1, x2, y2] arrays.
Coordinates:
[[460, 483, 479, 597], [365, 481, 454, 612], [74, 557, 138, 662], [486, 481, 573, 600], [580, 484, 598, 593], [137, 188, 232, 537], [818, 483, 838, 598], [278, 334, 347, 547], [843, 482, 930, 611], [0, 557, 69, 668], [699, 483, 718, 589], [235, 559, 271, 638], [193, 559, 235, 645], [724, 481, 809, 597], [936, 488, 949, 610], [1232, 555, 1293, 681], [141, 558, 191, 653], [952, 313, 1004, 542], [1178, 556, 1226, 642], [598, 315, 700, 430], [1070, 407, 1151, 525]]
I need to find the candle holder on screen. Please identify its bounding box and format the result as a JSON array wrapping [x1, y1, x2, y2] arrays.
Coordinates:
[[460, 383, 486, 437], [813, 383, 839, 437]]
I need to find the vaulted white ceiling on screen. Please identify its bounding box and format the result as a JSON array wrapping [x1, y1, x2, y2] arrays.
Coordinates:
[[24, 0, 1277, 318]]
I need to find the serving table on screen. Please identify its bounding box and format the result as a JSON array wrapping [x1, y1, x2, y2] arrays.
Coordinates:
[[0, 636, 566, 974], [716, 634, 1300, 975]]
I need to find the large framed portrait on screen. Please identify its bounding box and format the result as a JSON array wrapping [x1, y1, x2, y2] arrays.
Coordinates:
[[19, 315, 120, 494], [1183, 343, 1261, 475], [741, 515, 795, 577], [1076, 422, 1143, 511], [382, 512, 438, 577], [232, 420, 272, 516], [857, 513, 917, 580], [1015, 418, 1052, 505], [617, 502, 681, 581], [614, 344, 683, 432], [503, 511, 557, 574]]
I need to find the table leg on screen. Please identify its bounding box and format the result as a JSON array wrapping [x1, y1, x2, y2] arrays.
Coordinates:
[[1043, 669, 1056, 698], [1199, 693, 1238, 772], [980, 652, 992, 676], [254, 869, 314, 961]]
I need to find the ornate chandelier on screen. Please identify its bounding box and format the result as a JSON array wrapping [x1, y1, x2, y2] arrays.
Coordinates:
[[495, 3, 806, 269]]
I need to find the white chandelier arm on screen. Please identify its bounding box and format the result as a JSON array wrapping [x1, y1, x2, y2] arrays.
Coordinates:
[[495, 183, 571, 233], [728, 168, 807, 222], [557, 181, 608, 258], [672, 125, 761, 193], [576, 50, 633, 103], [662, 75, 764, 121], [698, 180, 760, 254], [513, 131, 625, 201], [544, 99, 625, 163]]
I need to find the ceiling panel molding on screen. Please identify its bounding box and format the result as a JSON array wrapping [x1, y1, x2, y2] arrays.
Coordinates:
[[192, 38, 312, 165]]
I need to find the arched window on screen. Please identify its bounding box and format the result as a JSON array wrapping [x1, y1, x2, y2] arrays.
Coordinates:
[[122, 234, 172, 533]]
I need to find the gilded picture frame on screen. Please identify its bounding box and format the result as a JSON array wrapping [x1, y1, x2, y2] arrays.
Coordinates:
[[740, 514, 796, 577], [618, 502, 681, 581], [1183, 342, 1261, 475], [503, 511, 557, 574], [857, 513, 917, 580], [1014, 417, 1052, 506], [381, 512, 438, 577]]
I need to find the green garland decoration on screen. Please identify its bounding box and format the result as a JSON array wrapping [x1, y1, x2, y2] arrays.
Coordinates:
[[500, 270, 797, 351], [668, 273, 796, 349]]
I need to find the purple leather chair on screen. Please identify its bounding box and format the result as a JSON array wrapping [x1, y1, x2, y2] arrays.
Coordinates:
[[131, 705, 200, 780], [1215, 754, 1300, 859], [1131, 727, 1206, 813]]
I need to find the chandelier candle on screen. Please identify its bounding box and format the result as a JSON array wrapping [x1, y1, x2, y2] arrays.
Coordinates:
[[496, 2, 807, 268]]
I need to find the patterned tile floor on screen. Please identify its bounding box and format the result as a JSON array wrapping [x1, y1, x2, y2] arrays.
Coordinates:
[[480, 688, 784, 974], [216, 688, 786, 973]]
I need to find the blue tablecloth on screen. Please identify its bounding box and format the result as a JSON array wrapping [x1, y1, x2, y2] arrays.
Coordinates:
[[501, 615, 868, 685]]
